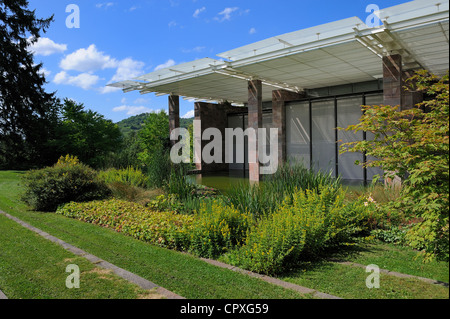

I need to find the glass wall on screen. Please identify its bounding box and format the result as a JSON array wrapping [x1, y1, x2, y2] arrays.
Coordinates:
[[311, 99, 336, 175], [286, 102, 311, 168], [286, 92, 384, 183], [337, 96, 364, 181]]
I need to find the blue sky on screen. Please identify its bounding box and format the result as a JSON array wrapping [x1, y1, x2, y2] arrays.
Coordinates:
[[28, 0, 406, 123]]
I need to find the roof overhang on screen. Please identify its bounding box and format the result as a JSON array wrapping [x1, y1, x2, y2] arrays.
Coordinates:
[[108, 0, 449, 104]]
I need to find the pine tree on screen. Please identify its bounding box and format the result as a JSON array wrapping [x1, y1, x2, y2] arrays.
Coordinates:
[[0, 0, 59, 168]]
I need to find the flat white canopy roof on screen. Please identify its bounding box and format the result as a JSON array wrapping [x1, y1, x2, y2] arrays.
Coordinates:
[[109, 0, 449, 104]]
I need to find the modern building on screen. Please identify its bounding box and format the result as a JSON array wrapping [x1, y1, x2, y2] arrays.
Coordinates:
[[109, 0, 449, 183]]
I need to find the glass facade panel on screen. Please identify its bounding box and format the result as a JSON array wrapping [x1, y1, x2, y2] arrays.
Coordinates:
[[311, 99, 336, 175], [286, 102, 311, 168], [337, 96, 364, 181]]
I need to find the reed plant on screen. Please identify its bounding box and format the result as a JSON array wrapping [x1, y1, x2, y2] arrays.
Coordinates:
[[225, 162, 341, 219]]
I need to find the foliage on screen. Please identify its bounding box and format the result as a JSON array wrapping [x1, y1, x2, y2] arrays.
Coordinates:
[[225, 162, 341, 219], [188, 202, 252, 259], [0, 0, 59, 169], [98, 166, 149, 189], [50, 99, 123, 169], [105, 131, 143, 169], [56, 199, 194, 250], [164, 164, 197, 201], [147, 194, 186, 212], [341, 70, 449, 261], [371, 226, 408, 246], [146, 146, 173, 188], [137, 111, 170, 166], [224, 186, 377, 275], [21, 155, 110, 212]]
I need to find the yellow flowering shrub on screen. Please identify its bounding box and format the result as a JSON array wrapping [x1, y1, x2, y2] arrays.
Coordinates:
[[225, 186, 377, 275], [188, 201, 253, 258], [57, 199, 194, 250]]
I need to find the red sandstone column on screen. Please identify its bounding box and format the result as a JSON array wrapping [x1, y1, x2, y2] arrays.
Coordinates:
[[248, 80, 262, 183], [383, 54, 403, 109], [169, 95, 180, 146]]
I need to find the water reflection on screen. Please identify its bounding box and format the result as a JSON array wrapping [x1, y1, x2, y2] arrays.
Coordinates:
[[186, 170, 251, 194]]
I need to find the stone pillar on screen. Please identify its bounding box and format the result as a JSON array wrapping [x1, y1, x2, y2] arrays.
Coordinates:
[[169, 95, 180, 146], [272, 90, 306, 167], [383, 54, 403, 109], [248, 80, 262, 182]]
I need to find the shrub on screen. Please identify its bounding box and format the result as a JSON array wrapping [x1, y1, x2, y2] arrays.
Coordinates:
[[371, 226, 408, 245], [98, 167, 149, 189], [57, 199, 194, 250], [225, 186, 377, 275], [21, 155, 110, 212], [341, 71, 449, 261], [188, 202, 252, 258]]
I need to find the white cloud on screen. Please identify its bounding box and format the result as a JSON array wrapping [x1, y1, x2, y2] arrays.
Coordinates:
[[38, 67, 52, 77], [182, 46, 205, 54], [99, 86, 121, 94], [182, 110, 195, 119], [53, 71, 100, 90], [110, 58, 145, 82], [134, 98, 149, 105], [96, 2, 114, 9], [113, 105, 154, 116], [249, 28, 257, 35], [215, 7, 239, 22], [60, 44, 118, 73], [193, 7, 206, 18], [29, 37, 67, 56], [154, 59, 176, 71]]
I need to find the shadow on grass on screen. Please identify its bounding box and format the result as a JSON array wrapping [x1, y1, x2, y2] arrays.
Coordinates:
[[279, 241, 382, 278]]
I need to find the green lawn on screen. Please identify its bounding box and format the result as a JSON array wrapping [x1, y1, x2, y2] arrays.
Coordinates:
[[281, 259, 448, 299], [0, 170, 448, 299], [0, 211, 162, 299], [0, 171, 305, 299]]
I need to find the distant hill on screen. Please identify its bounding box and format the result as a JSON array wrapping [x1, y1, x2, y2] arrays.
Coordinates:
[[116, 113, 194, 136]]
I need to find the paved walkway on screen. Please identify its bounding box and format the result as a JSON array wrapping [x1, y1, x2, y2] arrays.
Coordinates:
[[0, 210, 184, 300], [0, 289, 7, 300], [330, 259, 449, 288], [201, 258, 342, 299]]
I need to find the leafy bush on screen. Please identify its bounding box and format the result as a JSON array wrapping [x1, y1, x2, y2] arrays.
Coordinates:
[[98, 167, 149, 188], [189, 202, 252, 258], [224, 186, 377, 275], [341, 71, 449, 261], [57, 199, 193, 250], [371, 226, 408, 245], [21, 155, 110, 212]]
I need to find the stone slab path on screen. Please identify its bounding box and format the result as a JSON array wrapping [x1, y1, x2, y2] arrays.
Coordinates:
[[0, 210, 184, 300], [200, 258, 342, 299], [330, 259, 449, 288]]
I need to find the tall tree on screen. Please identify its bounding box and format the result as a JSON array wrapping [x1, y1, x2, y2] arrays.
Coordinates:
[[0, 0, 58, 168], [51, 99, 123, 168], [138, 111, 170, 165]]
